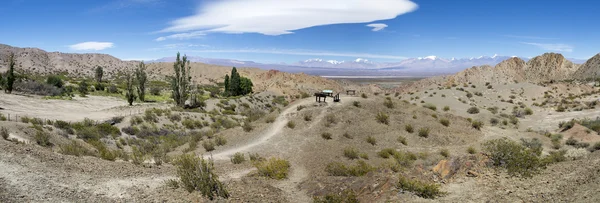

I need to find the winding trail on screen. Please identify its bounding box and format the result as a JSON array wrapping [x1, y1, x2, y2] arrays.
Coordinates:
[[204, 98, 315, 161]]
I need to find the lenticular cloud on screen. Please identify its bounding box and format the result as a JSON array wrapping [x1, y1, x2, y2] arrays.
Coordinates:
[[160, 0, 418, 36]]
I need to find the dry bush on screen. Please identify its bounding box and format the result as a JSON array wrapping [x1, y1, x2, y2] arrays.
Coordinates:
[[471, 120, 483, 130], [397, 176, 445, 199], [405, 124, 414, 133], [321, 132, 333, 140], [254, 157, 291, 180], [304, 114, 313, 121], [439, 118, 450, 127], [203, 141, 215, 152], [59, 140, 94, 157], [324, 114, 338, 127], [398, 136, 407, 145], [484, 138, 542, 177], [343, 132, 353, 139], [243, 122, 254, 132], [443, 106, 450, 111], [423, 103, 437, 111], [384, 99, 395, 108], [215, 136, 227, 146], [343, 147, 360, 160], [353, 101, 361, 107], [325, 160, 374, 176], [313, 190, 359, 203], [34, 130, 52, 147], [467, 146, 477, 154], [375, 112, 389, 125], [366, 136, 377, 145], [418, 128, 430, 138], [286, 121, 296, 129], [174, 154, 229, 200], [231, 152, 245, 164], [467, 107, 480, 114], [1, 127, 8, 140], [439, 149, 450, 158]]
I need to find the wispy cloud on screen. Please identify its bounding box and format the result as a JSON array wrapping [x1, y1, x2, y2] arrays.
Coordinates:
[[169, 48, 407, 60], [69, 42, 114, 51], [158, 0, 418, 37], [91, 0, 163, 12], [148, 43, 210, 51], [521, 42, 573, 52], [155, 31, 206, 41], [366, 23, 388, 31], [504, 35, 558, 40]]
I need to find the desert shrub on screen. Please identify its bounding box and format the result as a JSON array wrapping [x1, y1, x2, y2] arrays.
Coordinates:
[[130, 116, 144, 125], [520, 138, 543, 155], [296, 105, 306, 111], [471, 120, 483, 130], [384, 99, 395, 108], [443, 106, 450, 111], [0, 113, 6, 121], [203, 141, 215, 152], [174, 154, 229, 199], [143, 110, 159, 123], [321, 132, 333, 140], [231, 152, 245, 164], [361, 93, 368, 98], [440, 118, 450, 127], [467, 146, 477, 154], [215, 136, 227, 146], [405, 124, 414, 133], [440, 149, 450, 158], [556, 105, 566, 112], [169, 114, 182, 122], [375, 112, 389, 125], [182, 119, 203, 129], [96, 123, 120, 137], [524, 108, 533, 115], [14, 80, 61, 96], [541, 150, 567, 165], [248, 153, 265, 162], [378, 148, 397, 158], [59, 140, 94, 157], [313, 190, 359, 203], [474, 92, 483, 96], [121, 126, 139, 135], [343, 147, 360, 160], [286, 121, 296, 129], [423, 103, 436, 111], [487, 107, 499, 114], [466, 92, 473, 98], [490, 118, 499, 126], [343, 132, 353, 139], [88, 140, 116, 161], [467, 107, 479, 114], [254, 157, 291, 180], [34, 130, 52, 147], [324, 114, 337, 127], [272, 96, 289, 106], [242, 122, 254, 132], [325, 160, 374, 177], [20, 116, 31, 123], [150, 87, 161, 96], [366, 136, 377, 145], [46, 75, 64, 88], [1, 127, 9, 140], [359, 153, 369, 160], [397, 176, 445, 199], [509, 116, 519, 125], [590, 142, 600, 152], [398, 136, 407, 145], [264, 116, 276, 123], [484, 138, 542, 177], [352, 101, 361, 107], [418, 128, 430, 138]]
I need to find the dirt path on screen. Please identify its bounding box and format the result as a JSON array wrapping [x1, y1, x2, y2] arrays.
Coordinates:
[[521, 108, 600, 131], [205, 98, 317, 161]]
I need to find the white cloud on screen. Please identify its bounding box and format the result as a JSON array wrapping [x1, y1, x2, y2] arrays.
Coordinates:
[[521, 42, 574, 52], [366, 23, 388, 31], [174, 48, 407, 60], [155, 31, 206, 41], [160, 0, 418, 36], [69, 42, 114, 51], [504, 35, 558, 40]]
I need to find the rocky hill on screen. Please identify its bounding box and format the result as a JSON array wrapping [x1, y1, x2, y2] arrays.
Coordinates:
[[0, 44, 342, 96], [572, 54, 600, 80]]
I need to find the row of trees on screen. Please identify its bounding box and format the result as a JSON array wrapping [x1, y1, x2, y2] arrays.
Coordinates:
[[124, 62, 148, 105], [223, 67, 253, 96]]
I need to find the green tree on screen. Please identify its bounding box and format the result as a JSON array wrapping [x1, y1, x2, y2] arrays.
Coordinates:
[[95, 66, 103, 83], [171, 52, 191, 107], [240, 77, 253, 95], [223, 74, 230, 96], [135, 62, 148, 102], [125, 72, 136, 106], [78, 80, 89, 97], [46, 75, 64, 88], [5, 53, 16, 94], [228, 67, 240, 96]]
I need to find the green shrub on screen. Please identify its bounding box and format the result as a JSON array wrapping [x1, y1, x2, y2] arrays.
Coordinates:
[[443, 106, 450, 111], [384, 99, 395, 108], [378, 148, 397, 158], [466, 92, 473, 98], [215, 136, 227, 146], [321, 132, 332, 140], [304, 114, 313, 121], [397, 176, 445, 199], [325, 160, 374, 177], [254, 157, 291, 180], [439, 118, 450, 127], [96, 123, 120, 137], [286, 121, 296, 129], [418, 128, 430, 138], [375, 112, 389, 125], [34, 130, 52, 147], [524, 108, 533, 115], [366, 136, 377, 145], [1, 127, 8, 140], [243, 122, 254, 132], [405, 124, 414, 133], [467, 107, 480, 114], [467, 146, 477, 154], [343, 147, 359, 160], [174, 154, 229, 200], [440, 149, 450, 158], [471, 120, 483, 130], [88, 140, 116, 161], [484, 138, 542, 177], [423, 103, 437, 111], [130, 116, 144, 125], [313, 190, 359, 203], [121, 126, 139, 135], [324, 114, 337, 127], [361, 93, 368, 98], [20, 116, 31, 123], [296, 105, 306, 111], [487, 107, 499, 114], [490, 118, 499, 126], [353, 101, 361, 107], [203, 141, 215, 152], [398, 136, 407, 145], [231, 152, 245, 164], [59, 141, 94, 157]]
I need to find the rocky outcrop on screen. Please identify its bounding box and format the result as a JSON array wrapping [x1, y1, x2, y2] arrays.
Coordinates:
[[572, 54, 600, 80]]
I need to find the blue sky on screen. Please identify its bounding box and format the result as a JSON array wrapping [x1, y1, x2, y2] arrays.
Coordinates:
[[1, 0, 598, 63]]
